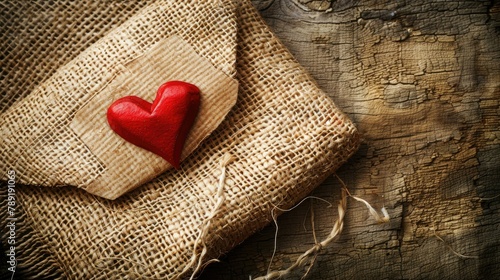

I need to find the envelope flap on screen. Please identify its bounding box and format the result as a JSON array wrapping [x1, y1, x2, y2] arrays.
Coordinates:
[[70, 36, 238, 199]]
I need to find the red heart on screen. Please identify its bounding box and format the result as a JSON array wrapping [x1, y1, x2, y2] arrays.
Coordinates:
[[107, 81, 200, 169]]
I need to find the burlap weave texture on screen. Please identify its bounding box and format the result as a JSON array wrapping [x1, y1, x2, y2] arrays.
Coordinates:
[[0, 0, 360, 279]]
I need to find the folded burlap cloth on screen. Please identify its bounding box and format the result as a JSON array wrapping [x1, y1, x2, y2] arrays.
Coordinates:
[[0, 0, 359, 278]]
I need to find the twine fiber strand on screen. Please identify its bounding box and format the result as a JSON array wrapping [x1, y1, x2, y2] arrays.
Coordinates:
[[181, 153, 235, 280], [0, 0, 360, 279], [255, 188, 347, 280], [255, 174, 391, 280]]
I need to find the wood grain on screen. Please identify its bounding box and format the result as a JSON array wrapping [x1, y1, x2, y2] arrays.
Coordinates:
[[201, 0, 500, 279]]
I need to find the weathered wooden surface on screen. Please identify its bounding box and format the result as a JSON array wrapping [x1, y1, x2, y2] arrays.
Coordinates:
[[201, 1, 500, 279]]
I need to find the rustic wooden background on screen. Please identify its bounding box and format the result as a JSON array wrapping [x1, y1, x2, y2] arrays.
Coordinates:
[[202, 1, 500, 279]]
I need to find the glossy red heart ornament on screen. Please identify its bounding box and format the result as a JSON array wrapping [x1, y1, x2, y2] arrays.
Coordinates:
[[107, 81, 200, 169]]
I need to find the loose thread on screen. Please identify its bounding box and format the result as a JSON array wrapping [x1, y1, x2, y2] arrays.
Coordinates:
[[254, 187, 347, 280], [264, 196, 332, 278], [254, 174, 391, 280], [301, 200, 318, 280], [432, 223, 479, 259], [335, 174, 390, 224], [310, 200, 318, 245], [180, 153, 234, 280]]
